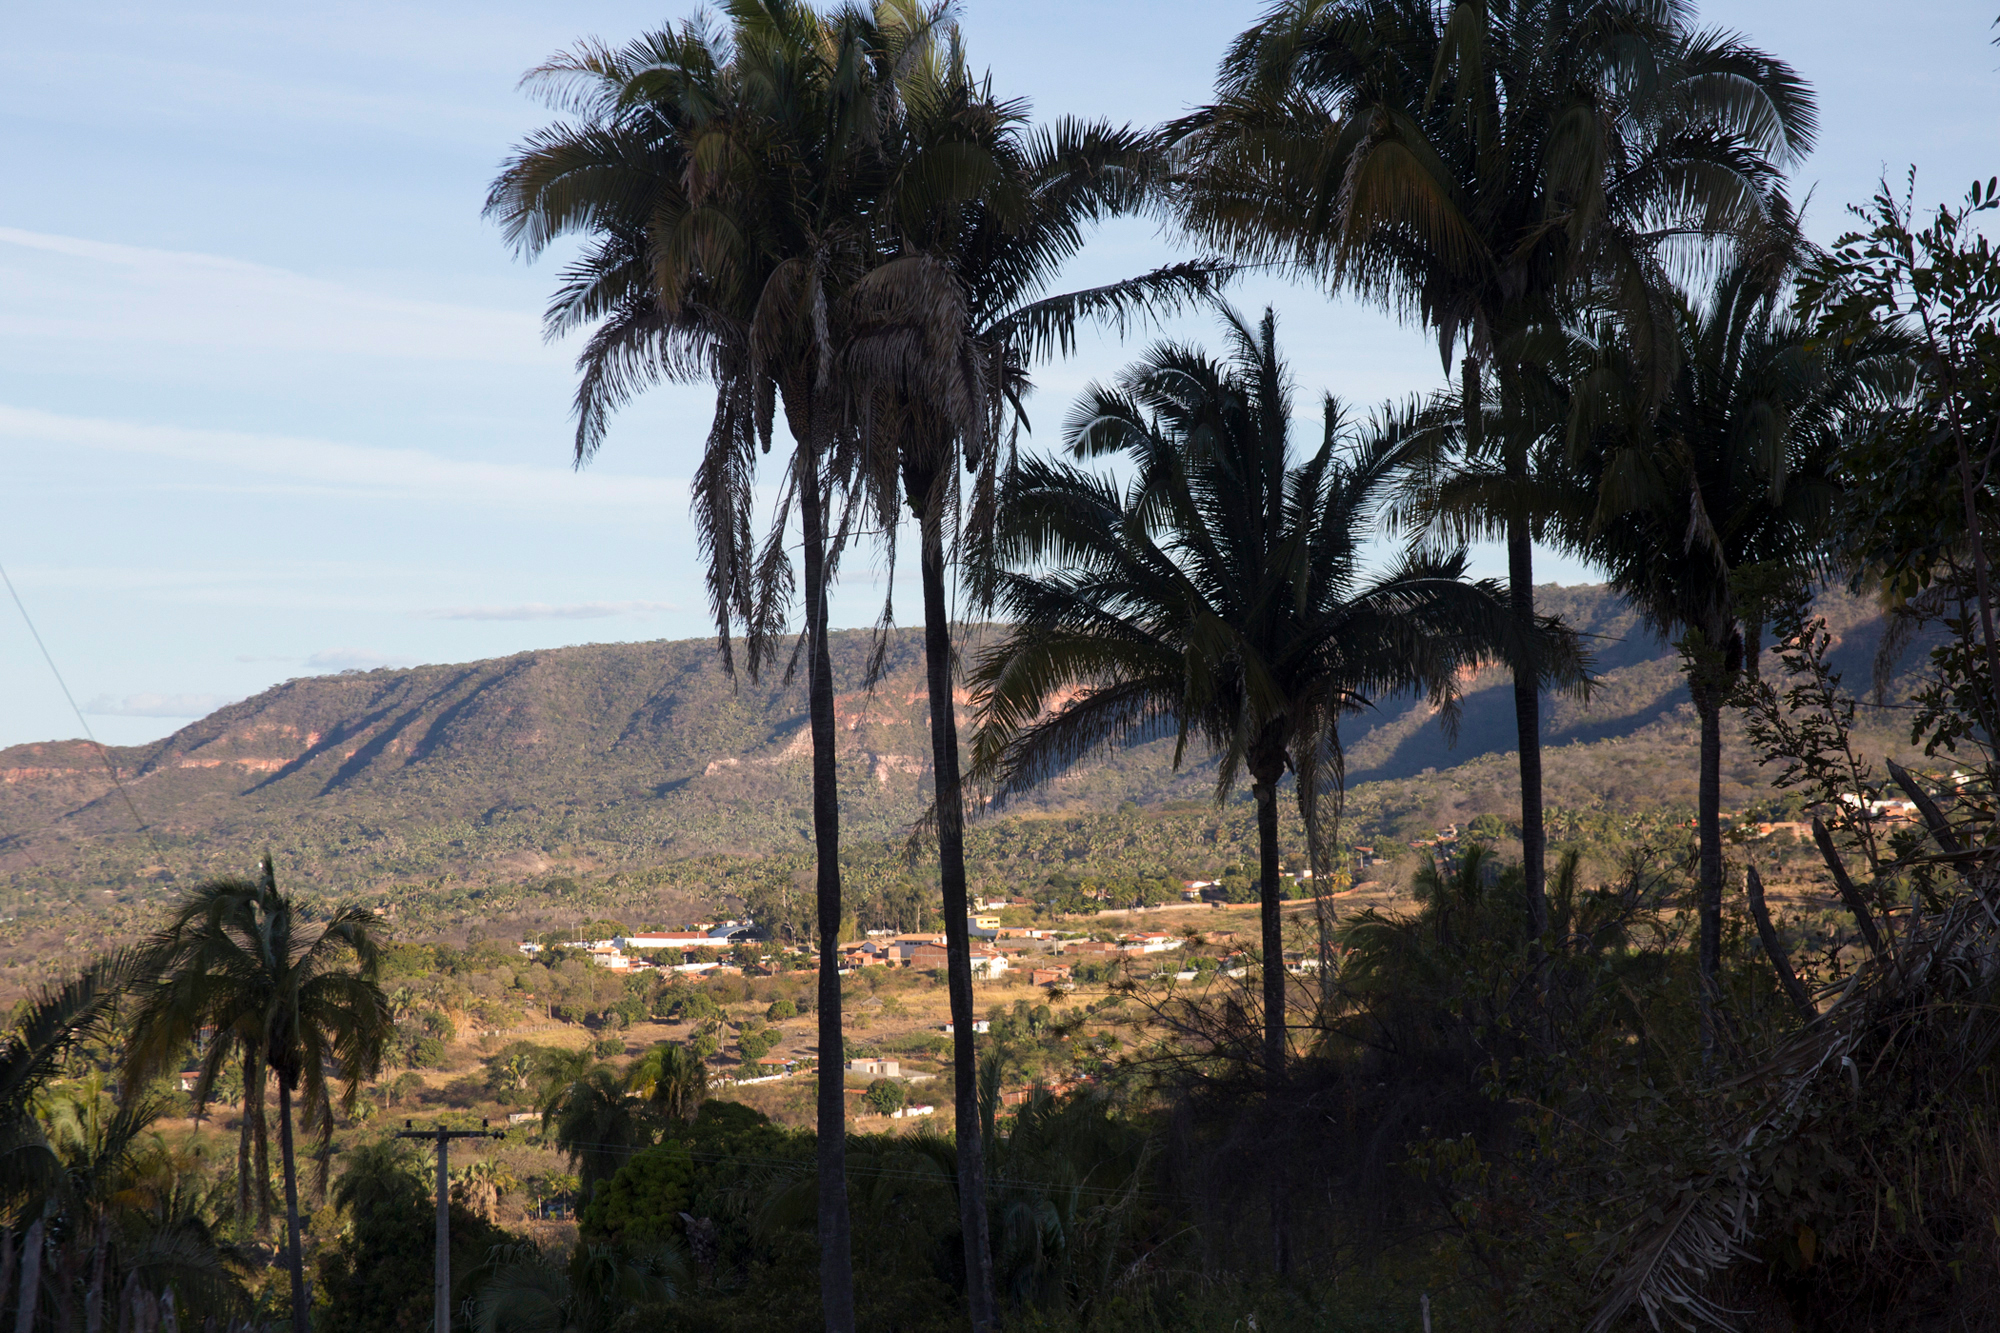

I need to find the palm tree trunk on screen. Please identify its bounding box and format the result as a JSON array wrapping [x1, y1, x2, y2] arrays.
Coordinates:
[[800, 441, 857, 1333], [917, 514, 997, 1330], [85, 1227, 108, 1333], [1253, 780, 1286, 1079], [1508, 510, 1547, 936], [13, 1219, 41, 1333], [237, 1049, 254, 1233], [253, 1059, 272, 1235], [276, 1078, 310, 1333], [1254, 777, 1291, 1275], [1693, 679, 1725, 1062], [1466, 354, 1548, 937], [54, 1237, 76, 1333], [0, 1224, 16, 1316]]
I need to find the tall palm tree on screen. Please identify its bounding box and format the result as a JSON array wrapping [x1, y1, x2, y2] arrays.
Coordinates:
[[1559, 260, 1899, 1047], [971, 302, 1570, 1088], [487, 10, 936, 1327], [970, 306, 1572, 1270], [842, 48, 1219, 1325], [122, 856, 392, 1333], [1170, 0, 1815, 931]]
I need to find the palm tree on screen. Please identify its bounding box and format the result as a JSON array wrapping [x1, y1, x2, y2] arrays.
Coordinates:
[[1559, 260, 1899, 1048], [122, 856, 393, 1333], [1170, 0, 1816, 931], [971, 306, 1570, 1271], [487, 13, 928, 1325], [544, 1066, 654, 1205], [0, 955, 141, 1333], [971, 303, 1569, 1087], [0, 956, 132, 1221], [332, 1138, 428, 1225], [841, 48, 1219, 1324], [36, 1079, 248, 1328], [626, 1042, 709, 1125]]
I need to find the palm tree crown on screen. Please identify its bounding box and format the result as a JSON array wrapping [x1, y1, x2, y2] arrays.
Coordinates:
[[971, 304, 1577, 1073], [1169, 0, 1817, 929], [1559, 259, 1901, 1038], [122, 856, 391, 1333]]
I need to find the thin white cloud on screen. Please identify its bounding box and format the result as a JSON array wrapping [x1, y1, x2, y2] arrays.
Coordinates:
[[419, 601, 681, 621], [0, 405, 688, 512], [83, 692, 235, 718], [305, 648, 417, 670], [0, 227, 550, 366]]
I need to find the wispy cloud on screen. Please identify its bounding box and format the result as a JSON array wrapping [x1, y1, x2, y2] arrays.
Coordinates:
[[83, 692, 236, 718], [0, 406, 689, 512], [0, 227, 549, 366], [305, 648, 417, 671], [418, 600, 681, 621]]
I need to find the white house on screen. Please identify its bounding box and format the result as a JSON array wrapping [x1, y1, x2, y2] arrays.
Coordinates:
[[616, 933, 714, 951]]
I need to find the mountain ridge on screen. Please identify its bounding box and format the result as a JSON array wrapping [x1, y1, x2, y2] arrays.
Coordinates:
[[0, 582, 1907, 900]]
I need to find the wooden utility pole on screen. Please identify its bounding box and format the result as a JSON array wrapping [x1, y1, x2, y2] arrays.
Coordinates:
[[394, 1121, 503, 1333]]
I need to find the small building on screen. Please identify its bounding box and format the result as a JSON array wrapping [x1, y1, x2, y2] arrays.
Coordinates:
[[847, 1057, 900, 1077], [1031, 966, 1072, 987], [941, 1020, 990, 1035], [617, 933, 713, 951], [1061, 939, 1122, 956]]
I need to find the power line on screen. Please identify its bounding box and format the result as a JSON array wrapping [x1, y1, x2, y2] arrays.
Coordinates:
[[0, 558, 148, 833]]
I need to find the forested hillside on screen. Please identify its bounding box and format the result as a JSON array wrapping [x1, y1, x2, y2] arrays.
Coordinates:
[[0, 582, 1912, 922]]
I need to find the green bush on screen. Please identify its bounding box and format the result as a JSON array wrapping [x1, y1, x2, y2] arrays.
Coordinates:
[[579, 1101, 801, 1247], [576, 1140, 696, 1246], [883, 1031, 951, 1057], [765, 998, 798, 1021], [863, 1079, 906, 1116]]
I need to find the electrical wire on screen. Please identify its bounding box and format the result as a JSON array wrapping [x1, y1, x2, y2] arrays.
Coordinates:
[[0, 558, 148, 833]]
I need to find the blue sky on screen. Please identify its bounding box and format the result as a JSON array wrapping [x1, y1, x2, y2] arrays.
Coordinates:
[[1, 1, 1995, 749]]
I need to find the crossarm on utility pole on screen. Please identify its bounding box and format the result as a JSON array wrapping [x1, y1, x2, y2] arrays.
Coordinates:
[[394, 1122, 505, 1333]]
